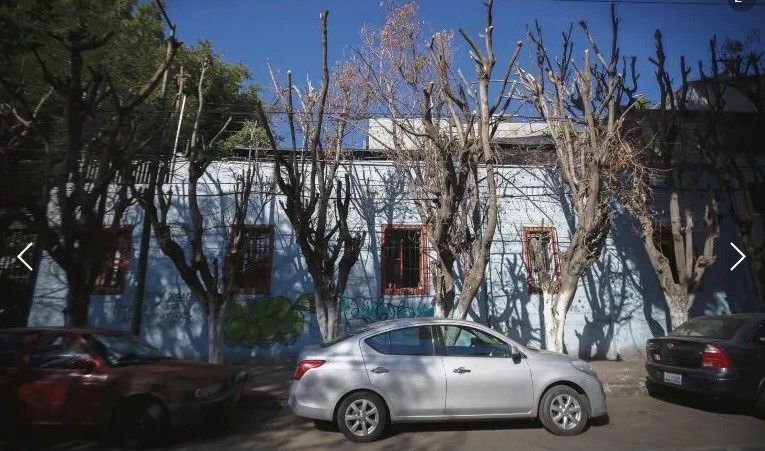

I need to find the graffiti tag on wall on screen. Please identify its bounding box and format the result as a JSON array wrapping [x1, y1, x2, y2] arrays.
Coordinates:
[[111, 292, 197, 325], [342, 296, 433, 331], [224, 294, 314, 348]]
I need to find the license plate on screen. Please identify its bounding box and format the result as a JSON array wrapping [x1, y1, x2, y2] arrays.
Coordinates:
[[663, 372, 682, 385]]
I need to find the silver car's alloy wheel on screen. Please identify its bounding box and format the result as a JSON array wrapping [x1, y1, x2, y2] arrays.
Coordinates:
[[344, 399, 379, 437], [549, 394, 582, 430]]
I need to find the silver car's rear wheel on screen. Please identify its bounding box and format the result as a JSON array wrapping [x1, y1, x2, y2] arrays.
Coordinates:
[[539, 385, 589, 436], [336, 391, 388, 443]]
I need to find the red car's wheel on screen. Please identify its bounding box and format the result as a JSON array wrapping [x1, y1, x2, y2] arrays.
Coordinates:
[[112, 398, 169, 449]]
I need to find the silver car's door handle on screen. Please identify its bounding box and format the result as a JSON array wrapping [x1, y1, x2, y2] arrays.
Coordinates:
[[453, 367, 471, 374], [371, 366, 389, 374]]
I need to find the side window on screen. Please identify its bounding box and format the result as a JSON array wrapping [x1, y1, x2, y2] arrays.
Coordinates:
[[439, 325, 511, 357], [753, 324, 765, 346], [0, 333, 25, 367], [366, 333, 390, 354], [28, 335, 89, 369], [364, 326, 434, 356]]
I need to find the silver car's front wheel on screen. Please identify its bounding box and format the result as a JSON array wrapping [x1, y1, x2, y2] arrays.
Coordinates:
[[539, 385, 589, 436], [336, 391, 388, 443]]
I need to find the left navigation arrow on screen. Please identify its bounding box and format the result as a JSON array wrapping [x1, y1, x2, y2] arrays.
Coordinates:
[[17, 242, 33, 271]]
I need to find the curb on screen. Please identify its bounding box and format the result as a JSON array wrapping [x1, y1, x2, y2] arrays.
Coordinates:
[[603, 382, 648, 397]]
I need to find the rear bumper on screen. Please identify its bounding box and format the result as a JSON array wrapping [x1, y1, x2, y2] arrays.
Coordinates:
[[645, 362, 748, 399], [288, 381, 334, 421], [167, 383, 242, 426]]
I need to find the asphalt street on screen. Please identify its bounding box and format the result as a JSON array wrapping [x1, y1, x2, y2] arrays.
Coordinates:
[[7, 390, 765, 451]]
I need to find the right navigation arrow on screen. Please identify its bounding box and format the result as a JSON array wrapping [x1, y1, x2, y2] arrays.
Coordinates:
[[730, 242, 746, 271]]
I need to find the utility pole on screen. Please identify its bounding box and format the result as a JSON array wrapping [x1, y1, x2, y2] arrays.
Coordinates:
[[129, 3, 176, 335]]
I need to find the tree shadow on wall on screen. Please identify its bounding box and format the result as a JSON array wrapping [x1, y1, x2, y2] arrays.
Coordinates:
[[349, 164, 412, 298], [576, 210, 669, 360], [494, 254, 539, 348]]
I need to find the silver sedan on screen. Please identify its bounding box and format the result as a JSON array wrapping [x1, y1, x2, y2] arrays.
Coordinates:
[[288, 317, 607, 443]]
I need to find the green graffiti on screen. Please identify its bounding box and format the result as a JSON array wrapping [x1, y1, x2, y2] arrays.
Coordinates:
[[294, 293, 316, 312], [225, 294, 313, 347]]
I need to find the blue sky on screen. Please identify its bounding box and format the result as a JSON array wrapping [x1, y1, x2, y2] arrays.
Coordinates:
[[165, 0, 764, 103]]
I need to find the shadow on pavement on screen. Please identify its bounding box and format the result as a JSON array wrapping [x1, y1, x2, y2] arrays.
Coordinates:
[[646, 384, 760, 418], [0, 392, 284, 451], [376, 414, 608, 439], [160, 392, 284, 448]]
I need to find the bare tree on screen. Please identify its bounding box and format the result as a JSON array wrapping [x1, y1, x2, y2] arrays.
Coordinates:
[[0, 1, 178, 325], [701, 34, 765, 312], [133, 61, 270, 363], [355, 1, 522, 319], [623, 31, 721, 330], [519, 5, 642, 351], [255, 11, 365, 342]]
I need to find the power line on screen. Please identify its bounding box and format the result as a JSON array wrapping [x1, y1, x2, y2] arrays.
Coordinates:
[[496, 0, 763, 5]]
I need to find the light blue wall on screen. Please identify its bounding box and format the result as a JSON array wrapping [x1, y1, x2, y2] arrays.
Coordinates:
[[28, 160, 760, 363]]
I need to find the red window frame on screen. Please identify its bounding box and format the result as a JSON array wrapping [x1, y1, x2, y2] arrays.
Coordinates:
[[229, 224, 275, 295], [92, 225, 132, 295], [380, 224, 429, 296], [521, 226, 561, 294]]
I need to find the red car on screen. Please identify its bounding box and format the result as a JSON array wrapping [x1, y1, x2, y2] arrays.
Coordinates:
[[0, 327, 247, 448]]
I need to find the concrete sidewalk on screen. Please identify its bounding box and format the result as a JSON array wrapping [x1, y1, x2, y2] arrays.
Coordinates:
[[590, 359, 648, 397], [244, 358, 649, 409]]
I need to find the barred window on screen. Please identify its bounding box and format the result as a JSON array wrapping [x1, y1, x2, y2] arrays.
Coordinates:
[[381, 225, 428, 296], [0, 225, 35, 284], [93, 226, 132, 295], [522, 227, 560, 294], [230, 225, 274, 294]]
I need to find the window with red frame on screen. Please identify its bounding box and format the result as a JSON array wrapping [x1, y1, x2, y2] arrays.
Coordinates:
[[231, 224, 274, 294], [93, 226, 132, 294], [522, 227, 560, 294], [381, 225, 428, 295]]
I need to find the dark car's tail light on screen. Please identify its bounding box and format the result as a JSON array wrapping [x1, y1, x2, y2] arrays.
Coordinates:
[[701, 344, 732, 369], [294, 360, 325, 380]]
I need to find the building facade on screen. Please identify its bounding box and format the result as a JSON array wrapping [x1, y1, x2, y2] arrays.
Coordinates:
[[26, 119, 764, 363]]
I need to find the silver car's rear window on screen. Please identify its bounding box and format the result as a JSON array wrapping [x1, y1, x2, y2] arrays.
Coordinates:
[[320, 326, 372, 348]]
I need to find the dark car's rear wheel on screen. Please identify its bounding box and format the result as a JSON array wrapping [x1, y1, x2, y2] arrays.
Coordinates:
[[538, 385, 589, 436], [336, 391, 387, 443], [112, 398, 169, 449]]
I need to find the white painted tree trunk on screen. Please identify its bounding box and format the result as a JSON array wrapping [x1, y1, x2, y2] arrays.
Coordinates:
[[208, 307, 225, 364], [665, 293, 693, 331], [542, 287, 576, 353], [314, 289, 339, 342]]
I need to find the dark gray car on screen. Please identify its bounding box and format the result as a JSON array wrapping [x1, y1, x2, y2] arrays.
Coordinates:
[[645, 313, 765, 416], [288, 317, 607, 443]]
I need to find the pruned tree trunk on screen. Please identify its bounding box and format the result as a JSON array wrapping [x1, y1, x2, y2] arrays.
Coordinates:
[[625, 31, 720, 333], [257, 11, 365, 342], [355, 1, 520, 320], [666, 292, 695, 330], [542, 277, 578, 353], [433, 260, 456, 318], [133, 57, 264, 363], [65, 273, 91, 326], [521, 5, 641, 352], [207, 300, 226, 365]]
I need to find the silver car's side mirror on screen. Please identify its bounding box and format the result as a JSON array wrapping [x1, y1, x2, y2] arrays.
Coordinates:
[[510, 345, 521, 358]]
